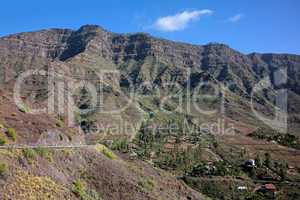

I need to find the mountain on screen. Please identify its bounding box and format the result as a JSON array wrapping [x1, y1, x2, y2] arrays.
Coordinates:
[[0, 25, 300, 200]]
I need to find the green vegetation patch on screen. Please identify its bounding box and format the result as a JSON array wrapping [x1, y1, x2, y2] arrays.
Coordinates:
[[0, 162, 8, 177], [111, 139, 129, 153], [94, 144, 117, 160], [35, 147, 53, 162], [0, 135, 8, 145], [6, 128, 17, 142], [4, 171, 69, 199], [72, 179, 101, 200], [249, 128, 300, 149], [55, 120, 64, 127], [183, 176, 252, 200], [138, 177, 156, 191], [18, 105, 30, 113], [22, 148, 37, 164]]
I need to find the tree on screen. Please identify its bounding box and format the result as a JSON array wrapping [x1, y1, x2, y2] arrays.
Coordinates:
[[264, 153, 272, 168], [278, 163, 287, 181], [255, 154, 263, 168], [249, 168, 256, 179], [175, 133, 181, 144], [194, 143, 203, 161]]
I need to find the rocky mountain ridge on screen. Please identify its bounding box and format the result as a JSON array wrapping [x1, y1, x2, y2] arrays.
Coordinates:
[[0, 24, 300, 141]]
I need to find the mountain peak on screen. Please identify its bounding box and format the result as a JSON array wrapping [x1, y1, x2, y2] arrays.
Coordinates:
[[78, 24, 106, 32]]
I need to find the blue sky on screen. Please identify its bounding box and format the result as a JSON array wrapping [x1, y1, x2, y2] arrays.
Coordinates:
[[0, 0, 299, 54]]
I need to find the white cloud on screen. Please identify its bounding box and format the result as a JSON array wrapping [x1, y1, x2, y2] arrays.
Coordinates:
[[153, 9, 213, 32], [228, 14, 244, 23]]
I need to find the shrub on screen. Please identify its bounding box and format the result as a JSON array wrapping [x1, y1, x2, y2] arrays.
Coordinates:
[[35, 146, 48, 157], [73, 179, 86, 198], [6, 128, 17, 142], [72, 179, 101, 200], [138, 177, 156, 191], [264, 153, 272, 168], [56, 120, 64, 127], [35, 147, 53, 161], [0, 163, 8, 177], [0, 135, 7, 145], [102, 149, 116, 160], [19, 105, 30, 113], [255, 154, 263, 168], [22, 148, 36, 164], [59, 134, 64, 141], [74, 112, 82, 124], [111, 139, 129, 152], [95, 144, 117, 160]]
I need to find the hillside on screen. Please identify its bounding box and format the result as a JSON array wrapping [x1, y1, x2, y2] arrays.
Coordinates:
[[0, 25, 300, 199]]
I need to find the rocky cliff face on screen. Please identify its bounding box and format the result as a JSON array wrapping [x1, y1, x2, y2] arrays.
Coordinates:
[[2, 25, 299, 93], [0, 24, 300, 145]]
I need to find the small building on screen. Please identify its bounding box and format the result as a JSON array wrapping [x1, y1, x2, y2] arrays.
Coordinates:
[[263, 184, 277, 192], [237, 186, 248, 190], [129, 151, 138, 160], [244, 159, 256, 168], [257, 183, 277, 195]]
